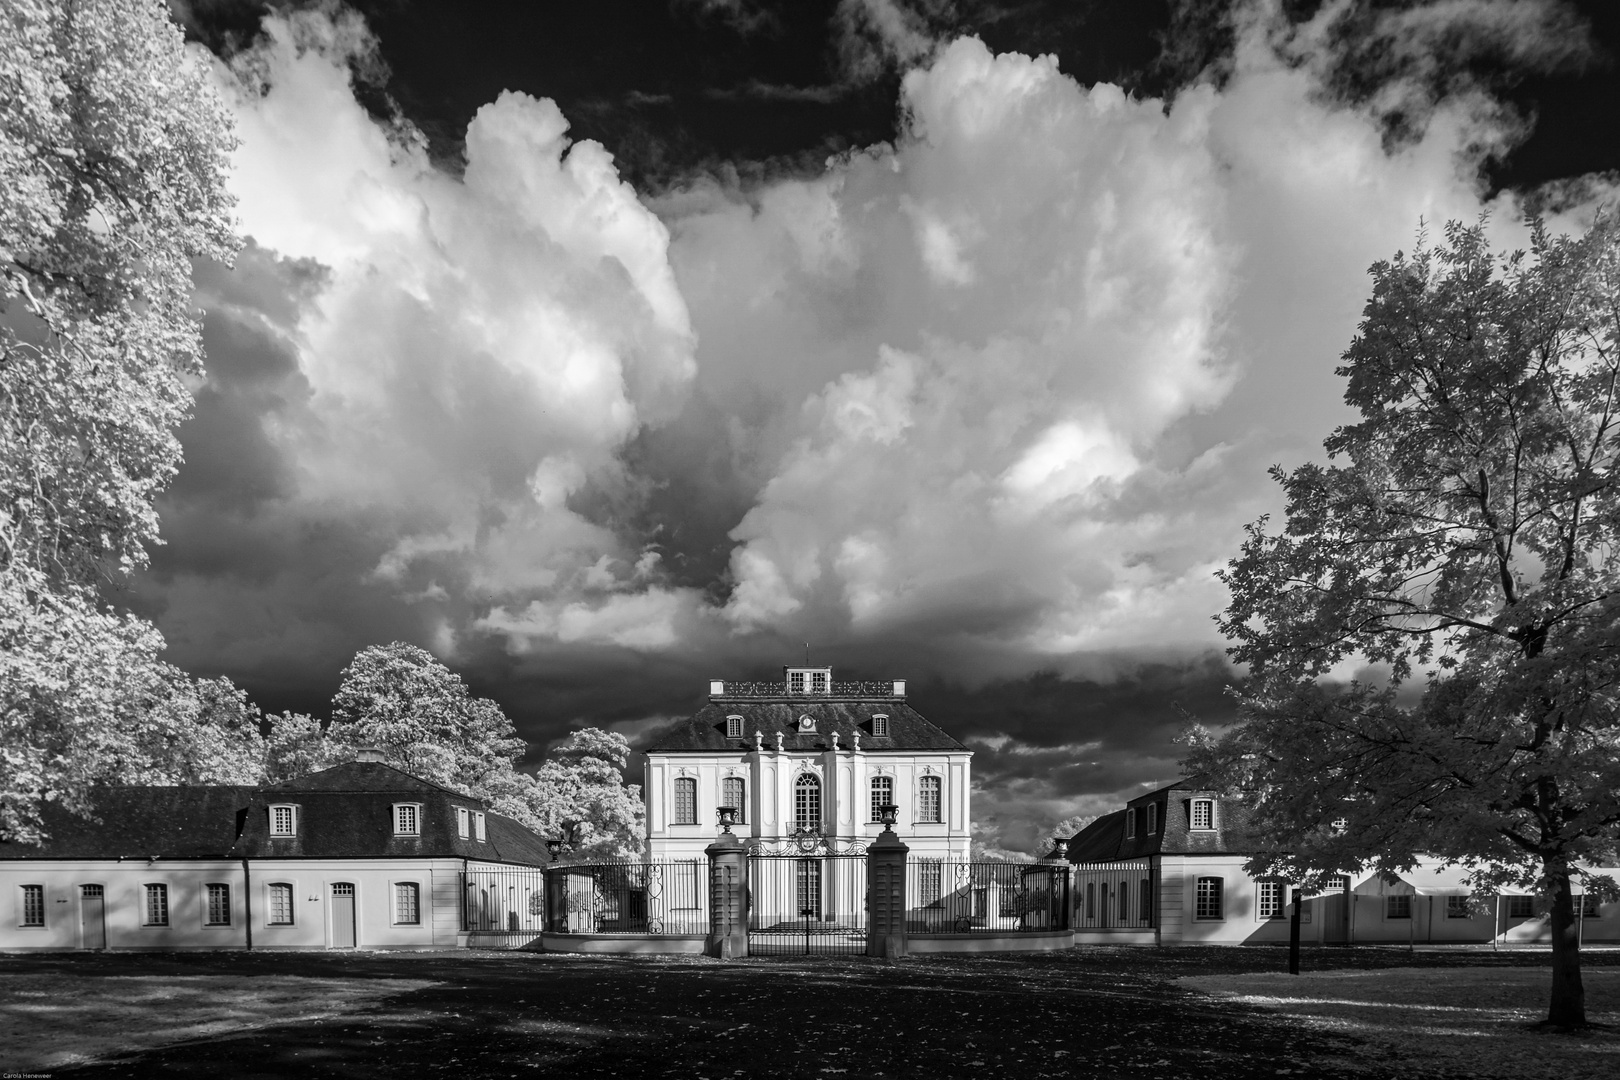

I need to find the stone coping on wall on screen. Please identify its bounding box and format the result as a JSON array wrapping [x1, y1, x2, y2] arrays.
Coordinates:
[[538, 932, 708, 955], [1073, 929, 1157, 946], [905, 929, 1075, 953]]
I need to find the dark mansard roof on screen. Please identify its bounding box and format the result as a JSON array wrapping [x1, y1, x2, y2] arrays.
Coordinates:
[[1066, 778, 1265, 862], [648, 699, 968, 753]]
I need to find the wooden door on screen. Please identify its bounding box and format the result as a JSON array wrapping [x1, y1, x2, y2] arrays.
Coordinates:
[[331, 883, 357, 948], [80, 885, 105, 950], [1323, 892, 1349, 943]]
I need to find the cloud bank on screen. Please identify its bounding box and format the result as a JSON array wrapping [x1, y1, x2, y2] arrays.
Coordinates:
[[133, 0, 1612, 845]]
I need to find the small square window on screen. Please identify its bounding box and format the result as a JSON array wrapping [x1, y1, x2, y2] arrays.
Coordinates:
[[726, 715, 743, 739], [474, 812, 486, 842], [1190, 799, 1214, 831], [268, 883, 294, 926], [1507, 896, 1535, 919], [20, 884, 45, 927], [1386, 895, 1412, 919], [206, 883, 231, 926], [1446, 895, 1472, 919], [145, 884, 169, 926], [871, 714, 889, 738], [269, 804, 296, 837], [394, 804, 420, 836]]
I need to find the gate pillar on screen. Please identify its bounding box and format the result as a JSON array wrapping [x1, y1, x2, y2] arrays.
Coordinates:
[[866, 826, 909, 958], [706, 830, 748, 959]]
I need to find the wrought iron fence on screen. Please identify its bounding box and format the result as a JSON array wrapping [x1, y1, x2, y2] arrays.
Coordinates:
[[1072, 861, 1155, 929], [747, 852, 869, 955], [904, 860, 1071, 933], [462, 867, 548, 946], [547, 861, 709, 935]]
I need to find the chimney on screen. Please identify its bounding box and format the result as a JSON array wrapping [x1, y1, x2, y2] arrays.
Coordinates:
[[355, 747, 386, 763]]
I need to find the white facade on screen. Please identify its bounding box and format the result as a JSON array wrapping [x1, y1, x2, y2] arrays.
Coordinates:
[[644, 669, 972, 861]]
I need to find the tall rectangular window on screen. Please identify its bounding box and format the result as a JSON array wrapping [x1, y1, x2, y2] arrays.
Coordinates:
[[809, 671, 828, 694], [1195, 877, 1223, 920], [1119, 880, 1130, 920], [870, 775, 893, 821], [1085, 882, 1095, 919], [1446, 894, 1472, 919], [920, 860, 942, 906], [1190, 799, 1214, 830], [20, 885, 44, 927], [871, 714, 889, 737], [1140, 877, 1153, 922], [1125, 810, 1136, 839], [1258, 881, 1284, 920], [673, 777, 697, 825], [268, 883, 294, 925], [270, 805, 296, 837], [1146, 804, 1158, 835], [1386, 895, 1412, 919], [725, 715, 743, 739], [394, 804, 420, 836], [394, 882, 420, 925], [474, 812, 486, 841], [794, 774, 821, 831], [788, 671, 806, 694], [918, 775, 942, 823], [721, 777, 745, 822], [206, 883, 231, 925], [456, 807, 470, 838], [145, 884, 169, 926]]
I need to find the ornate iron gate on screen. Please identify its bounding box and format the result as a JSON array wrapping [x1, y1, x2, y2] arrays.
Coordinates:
[[747, 837, 868, 956]]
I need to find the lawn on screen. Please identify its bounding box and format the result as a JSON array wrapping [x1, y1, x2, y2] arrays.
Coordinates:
[[0, 946, 1614, 1078]]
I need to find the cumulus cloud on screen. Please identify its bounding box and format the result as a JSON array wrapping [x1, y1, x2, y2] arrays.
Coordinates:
[[130, 0, 1613, 845]]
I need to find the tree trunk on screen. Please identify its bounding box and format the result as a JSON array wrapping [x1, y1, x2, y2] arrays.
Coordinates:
[[1544, 856, 1586, 1028]]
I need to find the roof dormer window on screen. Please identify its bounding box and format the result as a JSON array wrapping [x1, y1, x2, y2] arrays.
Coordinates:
[[1190, 798, 1214, 831], [393, 803, 422, 836], [269, 804, 297, 837], [871, 713, 889, 738], [456, 807, 470, 838], [726, 714, 744, 739], [797, 714, 816, 732]]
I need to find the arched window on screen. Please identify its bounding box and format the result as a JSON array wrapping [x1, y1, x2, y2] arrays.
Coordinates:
[[722, 777, 745, 823], [673, 777, 697, 825], [794, 773, 821, 831], [869, 775, 893, 821], [918, 775, 942, 823]]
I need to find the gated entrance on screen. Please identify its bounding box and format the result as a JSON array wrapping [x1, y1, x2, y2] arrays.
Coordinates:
[[747, 836, 868, 956]]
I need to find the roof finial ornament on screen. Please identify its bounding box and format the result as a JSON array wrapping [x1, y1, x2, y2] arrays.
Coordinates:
[[775, 731, 785, 752], [755, 730, 764, 752], [830, 730, 840, 751], [851, 728, 861, 750]]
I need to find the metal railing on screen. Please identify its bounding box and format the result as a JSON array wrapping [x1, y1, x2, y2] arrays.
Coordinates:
[[547, 861, 709, 935], [712, 680, 903, 698], [904, 860, 1071, 933], [1072, 861, 1155, 929]]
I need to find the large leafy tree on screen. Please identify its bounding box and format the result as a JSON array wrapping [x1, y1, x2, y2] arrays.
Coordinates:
[[527, 728, 645, 859], [1192, 218, 1620, 1029], [1, 0, 239, 841]]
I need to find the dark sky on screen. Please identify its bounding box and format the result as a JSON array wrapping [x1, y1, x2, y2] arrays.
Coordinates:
[[152, 0, 1620, 848]]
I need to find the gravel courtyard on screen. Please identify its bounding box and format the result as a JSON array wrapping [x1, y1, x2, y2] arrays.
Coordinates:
[[2, 946, 1617, 1078]]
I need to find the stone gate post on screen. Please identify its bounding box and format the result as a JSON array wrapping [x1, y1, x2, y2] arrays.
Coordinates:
[[706, 827, 748, 959], [866, 821, 909, 958]]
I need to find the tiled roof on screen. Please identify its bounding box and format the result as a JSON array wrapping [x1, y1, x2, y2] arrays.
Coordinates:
[[0, 786, 255, 859], [1067, 778, 1264, 862], [647, 700, 967, 753], [0, 767, 550, 866]]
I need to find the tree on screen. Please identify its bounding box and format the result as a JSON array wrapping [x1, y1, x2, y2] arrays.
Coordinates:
[[322, 642, 528, 795], [1035, 814, 1097, 858], [1, 0, 239, 840], [1191, 217, 1620, 1028], [526, 728, 645, 859]]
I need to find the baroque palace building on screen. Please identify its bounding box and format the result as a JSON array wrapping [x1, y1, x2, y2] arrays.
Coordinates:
[[643, 668, 972, 861]]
